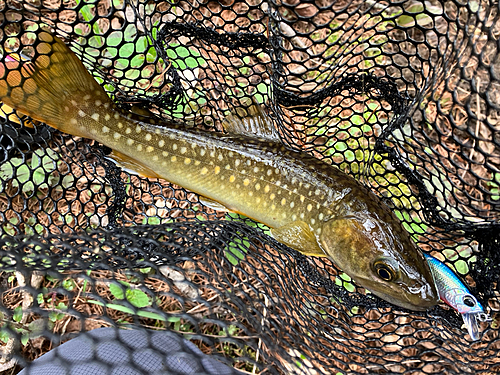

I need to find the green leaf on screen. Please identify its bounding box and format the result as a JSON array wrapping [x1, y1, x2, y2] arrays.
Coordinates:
[[109, 283, 125, 300], [21, 334, 29, 346], [125, 289, 151, 308], [87, 300, 164, 320], [13, 306, 22, 323], [0, 330, 11, 344]]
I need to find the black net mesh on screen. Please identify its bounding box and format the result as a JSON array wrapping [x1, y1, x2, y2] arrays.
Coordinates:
[[0, 0, 499, 374]]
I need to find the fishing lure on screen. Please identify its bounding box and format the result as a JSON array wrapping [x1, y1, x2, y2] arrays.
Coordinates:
[[424, 253, 491, 340]]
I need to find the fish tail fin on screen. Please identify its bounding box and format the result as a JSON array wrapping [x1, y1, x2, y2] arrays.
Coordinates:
[[0, 32, 111, 138]]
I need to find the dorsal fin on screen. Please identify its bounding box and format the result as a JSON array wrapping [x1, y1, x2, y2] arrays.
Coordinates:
[[222, 104, 280, 142]]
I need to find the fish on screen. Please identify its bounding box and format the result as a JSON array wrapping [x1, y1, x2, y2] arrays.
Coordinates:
[[424, 253, 491, 340], [0, 32, 439, 311]]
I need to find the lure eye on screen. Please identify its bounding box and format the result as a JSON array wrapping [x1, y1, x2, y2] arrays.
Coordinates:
[[463, 296, 476, 307], [374, 262, 396, 282]]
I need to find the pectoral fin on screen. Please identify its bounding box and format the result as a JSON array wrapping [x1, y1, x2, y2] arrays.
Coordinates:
[[271, 221, 326, 256], [106, 150, 162, 179], [199, 196, 231, 212]]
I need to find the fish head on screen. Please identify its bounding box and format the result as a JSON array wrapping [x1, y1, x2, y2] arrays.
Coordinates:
[[319, 212, 438, 311]]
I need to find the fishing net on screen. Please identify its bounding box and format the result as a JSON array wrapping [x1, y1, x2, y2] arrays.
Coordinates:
[[0, 0, 499, 373]]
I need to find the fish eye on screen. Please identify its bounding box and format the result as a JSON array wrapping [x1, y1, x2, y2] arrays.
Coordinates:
[[463, 296, 476, 307], [373, 261, 396, 282]]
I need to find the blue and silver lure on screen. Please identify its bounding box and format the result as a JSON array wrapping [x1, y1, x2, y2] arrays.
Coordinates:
[[424, 253, 491, 341]]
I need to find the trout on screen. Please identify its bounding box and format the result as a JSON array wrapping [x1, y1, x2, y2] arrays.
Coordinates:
[[0, 32, 438, 310]]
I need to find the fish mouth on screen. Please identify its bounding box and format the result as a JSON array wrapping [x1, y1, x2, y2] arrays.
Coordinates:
[[404, 281, 439, 310], [367, 283, 438, 311]]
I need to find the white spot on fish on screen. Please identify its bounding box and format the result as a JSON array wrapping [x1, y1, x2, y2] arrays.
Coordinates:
[[137, 144, 143, 152], [105, 114, 111, 121], [171, 156, 177, 162], [102, 126, 110, 133], [125, 128, 131, 134], [135, 126, 141, 134], [78, 110, 86, 117], [307, 204, 313, 212], [290, 201, 295, 208], [253, 167, 259, 173], [146, 146, 154, 153], [310, 218, 316, 225], [145, 133, 152, 141], [200, 149, 206, 157], [180, 147, 187, 154], [91, 113, 99, 121], [159, 140, 165, 147], [162, 151, 169, 157], [235, 159, 240, 167], [292, 214, 297, 221], [318, 213, 324, 221], [114, 113, 120, 119], [127, 139, 134, 146], [113, 132, 121, 140], [95, 99, 102, 106], [70, 119, 77, 125], [172, 144, 178, 151], [184, 158, 191, 165], [218, 154, 223, 161]]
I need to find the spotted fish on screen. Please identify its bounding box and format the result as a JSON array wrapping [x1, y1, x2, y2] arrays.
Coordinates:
[[0, 32, 439, 310]]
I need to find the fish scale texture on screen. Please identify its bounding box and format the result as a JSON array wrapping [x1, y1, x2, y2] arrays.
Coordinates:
[[0, 0, 499, 374]]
